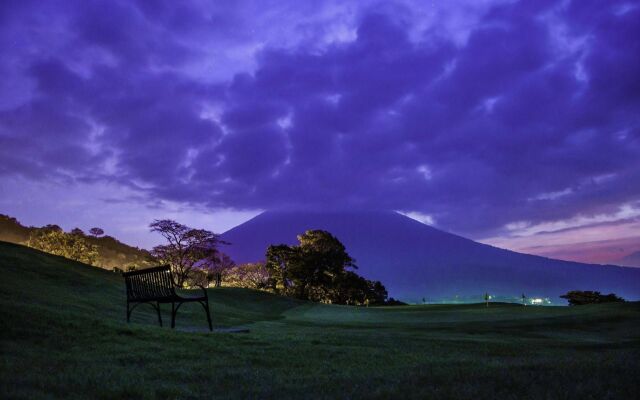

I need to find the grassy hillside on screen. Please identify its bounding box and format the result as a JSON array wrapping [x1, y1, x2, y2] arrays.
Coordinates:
[[1, 241, 639, 399], [0, 214, 153, 270]]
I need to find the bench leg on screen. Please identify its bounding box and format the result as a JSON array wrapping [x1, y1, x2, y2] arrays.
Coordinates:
[[169, 301, 210, 331], [126, 301, 130, 323], [203, 301, 213, 332], [156, 302, 162, 327]]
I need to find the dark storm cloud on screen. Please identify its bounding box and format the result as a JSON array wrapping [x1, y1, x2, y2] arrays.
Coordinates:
[[0, 0, 639, 237]]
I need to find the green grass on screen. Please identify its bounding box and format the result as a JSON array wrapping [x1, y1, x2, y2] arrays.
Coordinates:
[[1, 241, 639, 399]]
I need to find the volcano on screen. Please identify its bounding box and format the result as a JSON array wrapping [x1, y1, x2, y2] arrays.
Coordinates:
[[220, 210, 640, 303], [617, 250, 640, 268]]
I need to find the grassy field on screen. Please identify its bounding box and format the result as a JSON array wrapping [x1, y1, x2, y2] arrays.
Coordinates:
[[1, 241, 639, 399]]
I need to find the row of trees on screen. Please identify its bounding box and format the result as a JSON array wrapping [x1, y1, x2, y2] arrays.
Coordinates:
[[148, 220, 388, 306], [70, 227, 105, 237], [29, 219, 625, 308], [560, 290, 625, 305], [222, 262, 270, 289], [30, 218, 624, 307], [28, 227, 99, 265]]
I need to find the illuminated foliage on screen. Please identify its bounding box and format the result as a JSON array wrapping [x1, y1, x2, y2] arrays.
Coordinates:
[[222, 262, 270, 289], [265, 244, 297, 294], [28, 230, 98, 266]]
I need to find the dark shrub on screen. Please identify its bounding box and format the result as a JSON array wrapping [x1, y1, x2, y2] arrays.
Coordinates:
[[560, 290, 625, 305]]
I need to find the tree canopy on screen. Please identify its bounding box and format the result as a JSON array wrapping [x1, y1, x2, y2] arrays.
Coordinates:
[[28, 230, 98, 266], [265, 230, 387, 305], [222, 262, 270, 290], [89, 227, 104, 237], [149, 219, 228, 287], [560, 290, 625, 306]]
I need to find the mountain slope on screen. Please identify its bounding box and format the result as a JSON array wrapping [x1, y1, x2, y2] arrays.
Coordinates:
[[221, 210, 640, 302], [617, 250, 640, 267]]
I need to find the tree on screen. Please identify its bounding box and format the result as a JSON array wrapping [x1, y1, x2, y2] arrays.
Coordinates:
[[386, 297, 408, 306], [149, 219, 225, 288], [70, 228, 85, 236], [89, 227, 104, 237], [265, 244, 297, 295], [28, 230, 98, 265], [367, 279, 388, 305], [265, 230, 387, 305], [560, 290, 625, 306], [205, 252, 235, 287], [42, 224, 63, 232], [266, 230, 355, 301], [222, 262, 270, 289], [294, 230, 356, 300], [329, 271, 388, 305], [484, 292, 490, 307]]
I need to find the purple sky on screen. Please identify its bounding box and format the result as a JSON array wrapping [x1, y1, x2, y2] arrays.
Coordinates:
[[1, 0, 639, 262]]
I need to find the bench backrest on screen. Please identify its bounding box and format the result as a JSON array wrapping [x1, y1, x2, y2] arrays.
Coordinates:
[[123, 265, 175, 301]]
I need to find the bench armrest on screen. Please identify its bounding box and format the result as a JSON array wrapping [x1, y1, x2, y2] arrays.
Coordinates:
[[195, 284, 208, 299], [173, 283, 208, 298]]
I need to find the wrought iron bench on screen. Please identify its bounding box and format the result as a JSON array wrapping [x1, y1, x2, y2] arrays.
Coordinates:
[[123, 265, 212, 331]]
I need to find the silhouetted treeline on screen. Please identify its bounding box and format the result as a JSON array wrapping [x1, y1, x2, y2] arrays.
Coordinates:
[[560, 290, 625, 305], [265, 230, 389, 305]]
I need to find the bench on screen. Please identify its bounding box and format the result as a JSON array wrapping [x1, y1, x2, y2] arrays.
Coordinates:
[[123, 265, 212, 331]]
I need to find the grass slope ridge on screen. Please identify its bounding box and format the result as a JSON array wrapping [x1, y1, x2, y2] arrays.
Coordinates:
[[0, 214, 153, 270], [1, 241, 639, 399]]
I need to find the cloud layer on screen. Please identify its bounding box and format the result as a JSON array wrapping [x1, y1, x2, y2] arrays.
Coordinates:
[[1, 0, 639, 239]]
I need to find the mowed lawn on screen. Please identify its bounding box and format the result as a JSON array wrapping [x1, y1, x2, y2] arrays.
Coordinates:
[[1, 241, 639, 399]]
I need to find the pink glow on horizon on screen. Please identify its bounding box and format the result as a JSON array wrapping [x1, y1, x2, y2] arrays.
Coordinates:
[[519, 236, 640, 265], [481, 220, 640, 266]]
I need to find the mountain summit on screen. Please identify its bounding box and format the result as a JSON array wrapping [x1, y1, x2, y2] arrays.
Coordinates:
[[220, 210, 640, 302]]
